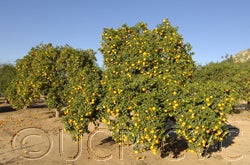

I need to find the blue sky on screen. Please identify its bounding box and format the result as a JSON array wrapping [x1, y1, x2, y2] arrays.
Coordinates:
[[0, 0, 250, 66]]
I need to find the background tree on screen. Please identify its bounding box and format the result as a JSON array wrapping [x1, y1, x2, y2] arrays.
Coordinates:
[[0, 64, 16, 97], [5, 56, 40, 109], [193, 58, 250, 104], [6, 44, 102, 120]]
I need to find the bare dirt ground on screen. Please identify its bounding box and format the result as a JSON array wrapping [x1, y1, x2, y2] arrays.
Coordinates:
[[1, 97, 250, 165]]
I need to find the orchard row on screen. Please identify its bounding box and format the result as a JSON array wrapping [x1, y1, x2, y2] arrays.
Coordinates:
[[5, 19, 248, 156]]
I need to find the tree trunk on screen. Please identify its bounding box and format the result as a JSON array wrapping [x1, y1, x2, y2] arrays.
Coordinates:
[[55, 109, 60, 118], [55, 109, 64, 118], [23, 105, 27, 110]]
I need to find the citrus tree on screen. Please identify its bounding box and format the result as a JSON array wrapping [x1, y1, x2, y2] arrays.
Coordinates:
[[29, 44, 64, 111], [174, 81, 235, 154], [98, 19, 236, 156], [6, 44, 102, 120], [6, 55, 40, 109], [0, 64, 16, 97], [6, 44, 61, 110], [61, 49, 103, 140], [194, 59, 250, 104], [99, 19, 195, 154]]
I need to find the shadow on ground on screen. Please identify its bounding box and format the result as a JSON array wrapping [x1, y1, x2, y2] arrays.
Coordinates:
[[0, 99, 48, 114], [29, 103, 47, 109], [0, 104, 15, 113], [160, 124, 240, 158], [160, 130, 188, 158]]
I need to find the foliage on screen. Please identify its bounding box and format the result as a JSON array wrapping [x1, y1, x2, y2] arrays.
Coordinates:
[[5, 56, 40, 109], [62, 51, 102, 140], [97, 19, 237, 156], [6, 43, 103, 140], [174, 81, 235, 152], [194, 59, 250, 103], [6, 44, 102, 116], [0, 64, 16, 97], [5, 19, 244, 157]]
